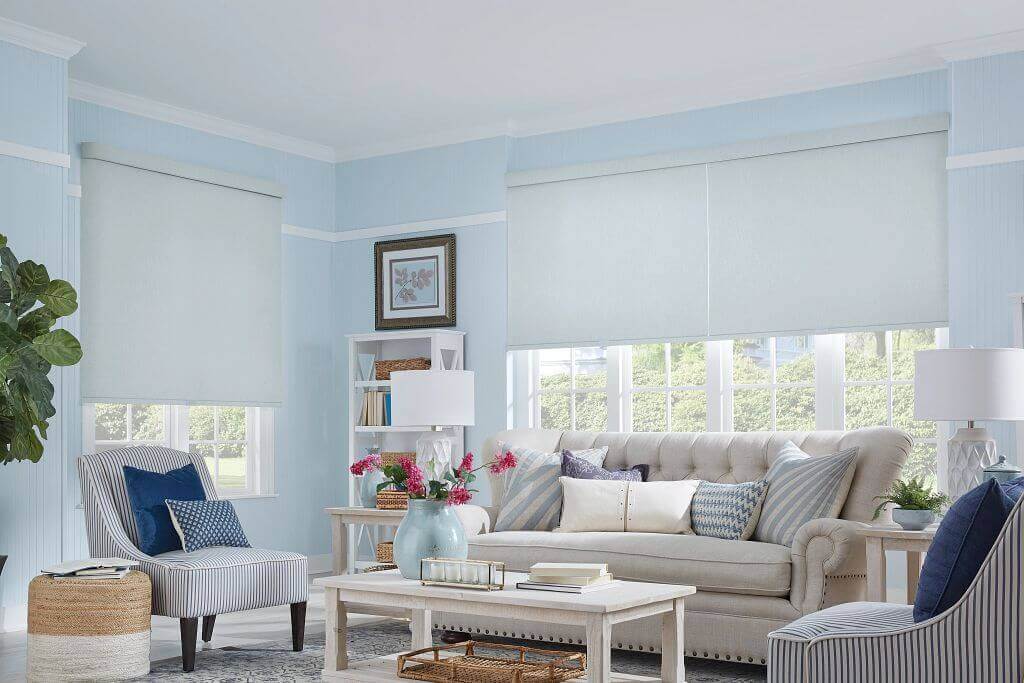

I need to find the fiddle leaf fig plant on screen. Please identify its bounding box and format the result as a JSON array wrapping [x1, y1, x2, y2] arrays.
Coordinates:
[[0, 233, 82, 464]]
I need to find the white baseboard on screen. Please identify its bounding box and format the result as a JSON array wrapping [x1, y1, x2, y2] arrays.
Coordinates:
[[307, 553, 333, 575], [1, 603, 27, 632]]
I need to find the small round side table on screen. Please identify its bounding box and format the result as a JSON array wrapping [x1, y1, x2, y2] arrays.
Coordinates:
[[27, 570, 152, 682]]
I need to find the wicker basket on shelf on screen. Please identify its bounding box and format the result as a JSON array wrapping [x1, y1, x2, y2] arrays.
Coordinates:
[[377, 489, 409, 510], [397, 641, 586, 682], [375, 357, 430, 380], [381, 451, 414, 468], [376, 541, 394, 564]]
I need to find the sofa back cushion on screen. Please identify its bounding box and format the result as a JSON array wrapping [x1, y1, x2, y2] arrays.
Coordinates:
[[485, 427, 910, 523]]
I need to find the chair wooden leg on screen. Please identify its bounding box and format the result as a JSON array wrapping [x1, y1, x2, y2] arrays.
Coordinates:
[[180, 617, 199, 672], [202, 615, 216, 643], [290, 601, 307, 652]]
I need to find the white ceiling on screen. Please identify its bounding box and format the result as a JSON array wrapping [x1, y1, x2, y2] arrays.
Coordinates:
[[3, 1, 1024, 161]]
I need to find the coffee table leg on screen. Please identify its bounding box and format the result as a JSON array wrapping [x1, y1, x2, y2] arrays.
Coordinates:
[[585, 614, 611, 683], [324, 588, 348, 672], [410, 608, 433, 650], [661, 599, 685, 682]]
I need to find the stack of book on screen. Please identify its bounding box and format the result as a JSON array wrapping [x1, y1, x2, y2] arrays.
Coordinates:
[[42, 558, 139, 581], [359, 389, 391, 426], [516, 562, 619, 594]]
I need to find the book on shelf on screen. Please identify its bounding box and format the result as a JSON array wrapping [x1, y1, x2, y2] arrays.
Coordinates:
[[516, 578, 620, 594], [529, 562, 608, 578], [358, 389, 392, 427]]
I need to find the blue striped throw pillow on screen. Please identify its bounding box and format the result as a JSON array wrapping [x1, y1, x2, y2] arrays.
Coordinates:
[[494, 445, 607, 531], [691, 479, 769, 540], [753, 442, 859, 547]]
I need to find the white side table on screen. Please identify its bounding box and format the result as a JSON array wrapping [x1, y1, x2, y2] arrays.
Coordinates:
[[858, 526, 935, 604], [326, 506, 406, 574]]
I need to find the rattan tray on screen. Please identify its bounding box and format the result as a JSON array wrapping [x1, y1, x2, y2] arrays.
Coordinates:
[[397, 641, 585, 682]]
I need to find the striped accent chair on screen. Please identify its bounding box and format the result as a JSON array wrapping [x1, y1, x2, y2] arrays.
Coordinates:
[[78, 447, 308, 672], [767, 492, 1023, 683]]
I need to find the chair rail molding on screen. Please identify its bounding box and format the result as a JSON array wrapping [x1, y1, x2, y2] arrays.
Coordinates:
[[0, 16, 84, 59], [946, 146, 1024, 170], [0, 139, 71, 168]]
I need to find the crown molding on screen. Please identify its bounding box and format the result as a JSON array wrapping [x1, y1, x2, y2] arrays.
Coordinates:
[[0, 17, 84, 59], [932, 28, 1024, 62], [282, 211, 506, 243], [69, 80, 336, 163], [334, 123, 512, 163]]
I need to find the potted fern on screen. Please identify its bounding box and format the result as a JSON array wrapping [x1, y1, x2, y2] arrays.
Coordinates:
[[873, 478, 949, 530]]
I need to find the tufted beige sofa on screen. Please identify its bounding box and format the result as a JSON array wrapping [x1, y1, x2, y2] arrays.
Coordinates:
[[440, 426, 911, 665]]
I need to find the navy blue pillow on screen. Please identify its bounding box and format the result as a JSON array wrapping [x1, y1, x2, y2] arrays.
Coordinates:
[[123, 463, 206, 555], [913, 479, 1018, 622], [165, 499, 250, 552]]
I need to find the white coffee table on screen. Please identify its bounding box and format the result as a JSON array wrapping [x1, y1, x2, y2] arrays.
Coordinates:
[[315, 570, 695, 683]]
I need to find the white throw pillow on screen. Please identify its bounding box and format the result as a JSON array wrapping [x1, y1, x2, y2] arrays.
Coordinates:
[[556, 478, 701, 534]]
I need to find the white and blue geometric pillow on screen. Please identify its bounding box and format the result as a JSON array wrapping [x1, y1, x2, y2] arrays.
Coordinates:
[[165, 499, 251, 552], [690, 479, 770, 540]]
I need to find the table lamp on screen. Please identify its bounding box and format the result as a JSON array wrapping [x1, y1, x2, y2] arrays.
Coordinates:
[[915, 348, 1024, 499], [390, 370, 475, 480]]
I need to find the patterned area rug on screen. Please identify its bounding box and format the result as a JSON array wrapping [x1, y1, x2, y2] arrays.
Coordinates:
[[144, 620, 767, 681]]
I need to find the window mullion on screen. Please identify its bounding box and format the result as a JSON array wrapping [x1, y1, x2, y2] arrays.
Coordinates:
[[569, 348, 577, 430], [607, 346, 623, 432], [769, 338, 777, 430], [663, 344, 672, 430]]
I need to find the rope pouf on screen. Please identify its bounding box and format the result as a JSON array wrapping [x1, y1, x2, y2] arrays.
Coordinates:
[[27, 570, 151, 682]]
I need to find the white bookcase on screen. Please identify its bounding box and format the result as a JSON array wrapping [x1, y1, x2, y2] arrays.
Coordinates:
[[346, 330, 466, 508]]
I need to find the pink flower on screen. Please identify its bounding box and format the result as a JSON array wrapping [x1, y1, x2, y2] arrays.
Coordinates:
[[459, 453, 474, 472], [349, 453, 382, 476], [399, 456, 426, 496], [447, 486, 472, 506], [488, 450, 517, 475]]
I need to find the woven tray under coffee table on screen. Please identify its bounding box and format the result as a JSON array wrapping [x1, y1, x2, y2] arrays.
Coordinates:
[[316, 569, 695, 682], [398, 641, 585, 682]]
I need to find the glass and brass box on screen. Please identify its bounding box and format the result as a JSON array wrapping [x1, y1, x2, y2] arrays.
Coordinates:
[[419, 558, 505, 591]]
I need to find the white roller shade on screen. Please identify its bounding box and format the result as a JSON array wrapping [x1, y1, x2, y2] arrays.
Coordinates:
[[707, 131, 948, 337], [506, 116, 948, 348], [507, 165, 709, 348], [80, 144, 283, 406]]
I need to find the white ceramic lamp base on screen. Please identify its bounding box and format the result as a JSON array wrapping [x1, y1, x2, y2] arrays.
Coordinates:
[[947, 426, 997, 500], [415, 429, 453, 482]]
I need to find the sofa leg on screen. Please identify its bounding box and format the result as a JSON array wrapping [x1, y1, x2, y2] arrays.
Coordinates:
[[180, 617, 199, 672], [202, 615, 216, 643], [440, 630, 470, 645], [290, 602, 306, 652]]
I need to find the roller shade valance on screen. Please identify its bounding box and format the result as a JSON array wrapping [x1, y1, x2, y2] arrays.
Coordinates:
[[507, 115, 948, 349], [80, 144, 283, 406]]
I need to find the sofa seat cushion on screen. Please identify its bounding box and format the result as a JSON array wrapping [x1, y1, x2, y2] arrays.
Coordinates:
[[468, 531, 791, 596]]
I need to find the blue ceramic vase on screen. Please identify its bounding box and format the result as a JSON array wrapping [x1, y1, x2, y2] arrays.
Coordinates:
[[393, 499, 467, 579], [359, 470, 386, 508]]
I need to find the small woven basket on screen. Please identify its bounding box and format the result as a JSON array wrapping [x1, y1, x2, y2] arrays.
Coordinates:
[[381, 451, 415, 468], [376, 541, 394, 564], [375, 357, 430, 380], [397, 641, 586, 682], [377, 489, 409, 510]]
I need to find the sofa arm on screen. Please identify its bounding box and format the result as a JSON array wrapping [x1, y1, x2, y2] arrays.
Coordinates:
[[790, 518, 869, 614], [454, 504, 495, 538]]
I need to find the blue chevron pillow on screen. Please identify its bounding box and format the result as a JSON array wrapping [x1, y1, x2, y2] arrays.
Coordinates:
[[165, 499, 250, 552], [691, 480, 769, 540]]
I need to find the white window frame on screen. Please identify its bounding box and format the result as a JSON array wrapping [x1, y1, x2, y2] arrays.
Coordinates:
[[512, 326, 948, 481], [82, 404, 276, 499]]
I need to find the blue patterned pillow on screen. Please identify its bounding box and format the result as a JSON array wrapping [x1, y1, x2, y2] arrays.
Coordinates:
[[165, 499, 250, 552], [691, 480, 769, 540], [561, 451, 647, 481], [753, 442, 859, 546], [494, 445, 607, 532]]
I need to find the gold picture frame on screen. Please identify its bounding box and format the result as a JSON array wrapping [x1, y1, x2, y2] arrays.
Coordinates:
[[374, 234, 456, 330]]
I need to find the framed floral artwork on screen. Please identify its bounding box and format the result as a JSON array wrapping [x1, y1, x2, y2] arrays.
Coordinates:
[[374, 234, 456, 330]]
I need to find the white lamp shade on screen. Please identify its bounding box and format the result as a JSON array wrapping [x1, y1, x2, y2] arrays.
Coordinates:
[[915, 348, 1024, 421], [390, 370, 475, 427]]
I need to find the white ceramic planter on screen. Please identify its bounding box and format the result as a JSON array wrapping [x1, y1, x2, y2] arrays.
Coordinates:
[[893, 507, 935, 531]]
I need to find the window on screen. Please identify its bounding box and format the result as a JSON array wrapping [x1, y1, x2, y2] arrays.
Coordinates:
[[534, 347, 608, 431], [513, 327, 945, 481], [83, 404, 275, 498]]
